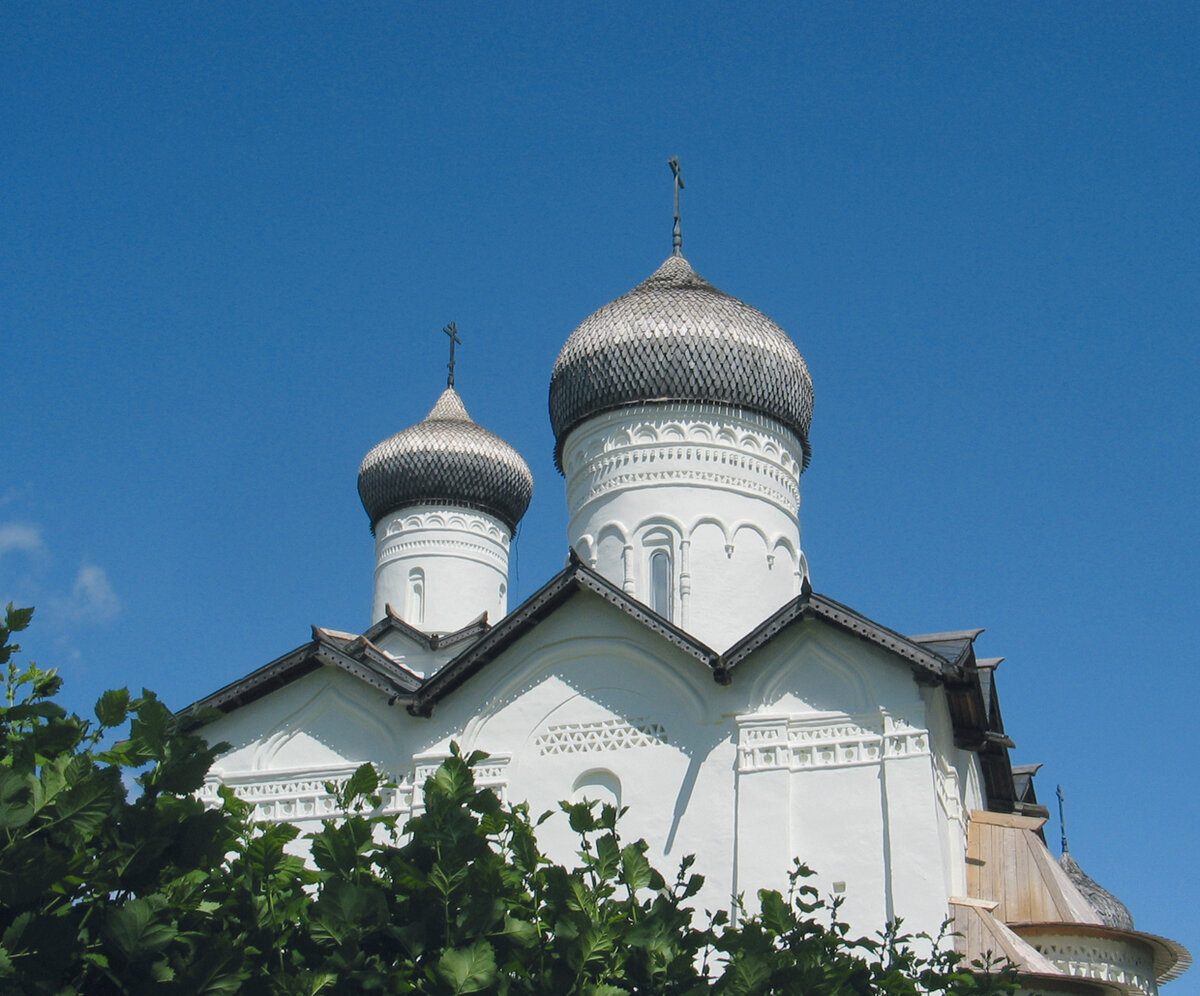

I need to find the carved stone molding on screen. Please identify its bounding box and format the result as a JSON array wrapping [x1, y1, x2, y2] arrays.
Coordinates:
[[535, 717, 669, 755], [202, 755, 514, 825], [377, 535, 508, 569], [933, 759, 965, 825], [199, 766, 413, 823], [384, 508, 509, 546], [563, 404, 803, 518], [737, 713, 930, 774]]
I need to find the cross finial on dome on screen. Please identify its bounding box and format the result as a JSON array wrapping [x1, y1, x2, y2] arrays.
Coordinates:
[[444, 322, 461, 388], [1057, 784, 1069, 855], [669, 156, 685, 256]]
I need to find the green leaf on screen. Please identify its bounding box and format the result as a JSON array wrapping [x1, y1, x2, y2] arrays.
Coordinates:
[[720, 954, 771, 995], [0, 770, 34, 830], [573, 924, 614, 968], [429, 862, 468, 899], [595, 833, 620, 880], [564, 800, 597, 833], [759, 889, 793, 935], [436, 940, 498, 994], [104, 898, 179, 960], [492, 915, 538, 948], [49, 767, 122, 842], [316, 878, 388, 928], [94, 688, 130, 728], [341, 762, 379, 807], [4, 606, 34, 633], [620, 843, 652, 893]]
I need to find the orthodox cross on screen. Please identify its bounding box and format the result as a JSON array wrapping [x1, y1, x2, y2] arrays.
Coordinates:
[[1056, 784, 1069, 854], [669, 156, 685, 255], [444, 322, 461, 388]]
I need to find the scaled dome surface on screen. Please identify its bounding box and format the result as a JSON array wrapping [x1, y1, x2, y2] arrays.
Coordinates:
[[549, 253, 814, 470], [358, 388, 533, 533], [1060, 851, 1135, 931]]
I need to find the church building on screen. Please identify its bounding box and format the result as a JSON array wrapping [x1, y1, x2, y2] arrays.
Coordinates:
[[188, 203, 1188, 995]]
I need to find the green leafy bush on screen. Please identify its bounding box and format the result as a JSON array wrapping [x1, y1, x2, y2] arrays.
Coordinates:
[[0, 605, 1015, 994]]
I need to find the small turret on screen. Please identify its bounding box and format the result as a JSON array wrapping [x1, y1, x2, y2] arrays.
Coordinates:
[[358, 331, 533, 632]]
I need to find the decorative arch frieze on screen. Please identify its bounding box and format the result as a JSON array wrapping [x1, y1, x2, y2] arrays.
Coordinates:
[[384, 508, 508, 545], [562, 404, 805, 520]]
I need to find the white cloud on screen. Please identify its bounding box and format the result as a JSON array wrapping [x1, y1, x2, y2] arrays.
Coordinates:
[[0, 522, 44, 559], [62, 563, 121, 623]]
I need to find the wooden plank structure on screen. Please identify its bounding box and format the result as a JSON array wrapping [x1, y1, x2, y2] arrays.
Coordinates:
[[957, 810, 1190, 995], [966, 810, 1101, 926]]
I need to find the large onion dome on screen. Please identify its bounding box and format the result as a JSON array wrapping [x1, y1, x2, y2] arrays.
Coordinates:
[[1060, 851, 1135, 931], [549, 253, 814, 471], [358, 388, 533, 533]]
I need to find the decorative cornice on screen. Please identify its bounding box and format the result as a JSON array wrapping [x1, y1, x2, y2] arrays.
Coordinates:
[[563, 404, 803, 518], [382, 507, 510, 545], [736, 713, 930, 774], [199, 765, 413, 823], [377, 535, 508, 569]]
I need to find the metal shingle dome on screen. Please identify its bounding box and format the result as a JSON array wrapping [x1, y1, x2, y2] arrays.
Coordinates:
[[358, 388, 533, 533], [548, 253, 814, 471], [1060, 851, 1135, 931]]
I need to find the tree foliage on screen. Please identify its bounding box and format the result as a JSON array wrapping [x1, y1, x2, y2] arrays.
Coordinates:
[[0, 605, 1016, 994]]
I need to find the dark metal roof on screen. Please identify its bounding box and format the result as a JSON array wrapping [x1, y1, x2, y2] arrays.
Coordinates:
[[178, 627, 423, 718], [548, 254, 814, 472], [908, 629, 985, 669], [1012, 762, 1043, 805], [721, 589, 950, 684], [358, 388, 533, 533], [363, 605, 491, 652]]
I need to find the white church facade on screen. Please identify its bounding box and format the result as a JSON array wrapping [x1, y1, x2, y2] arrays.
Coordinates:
[[189, 243, 1188, 996]]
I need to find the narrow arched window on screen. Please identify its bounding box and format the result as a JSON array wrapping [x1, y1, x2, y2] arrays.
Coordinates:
[[649, 549, 672, 619], [406, 568, 425, 625]]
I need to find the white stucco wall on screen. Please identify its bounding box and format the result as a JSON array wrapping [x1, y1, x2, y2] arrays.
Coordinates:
[[201, 590, 978, 940]]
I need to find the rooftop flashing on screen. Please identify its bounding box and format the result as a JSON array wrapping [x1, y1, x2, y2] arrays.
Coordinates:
[[908, 628, 986, 642]]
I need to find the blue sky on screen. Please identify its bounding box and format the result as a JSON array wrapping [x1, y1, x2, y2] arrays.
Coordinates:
[[4, 2, 1198, 971]]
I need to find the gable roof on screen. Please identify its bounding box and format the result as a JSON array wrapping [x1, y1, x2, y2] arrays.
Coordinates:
[[720, 587, 952, 683], [408, 551, 719, 714], [180, 625, 424, 717], [179, 550, 1022, 813]]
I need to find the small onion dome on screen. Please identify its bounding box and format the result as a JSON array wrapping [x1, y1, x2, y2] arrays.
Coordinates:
[[1060, 851, 1135, 931], [358, 388, 533, 533], [549, 253, 814, 472]]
